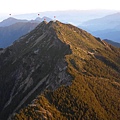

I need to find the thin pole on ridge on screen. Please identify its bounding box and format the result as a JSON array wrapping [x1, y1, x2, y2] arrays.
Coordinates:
[[54, 16, 56, 22]]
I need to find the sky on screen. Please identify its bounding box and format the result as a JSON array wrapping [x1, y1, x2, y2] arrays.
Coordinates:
[[0, 0, 120, 14]]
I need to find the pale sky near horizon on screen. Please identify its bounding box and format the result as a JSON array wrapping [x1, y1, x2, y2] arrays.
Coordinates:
[[0, 0, 120, 14]]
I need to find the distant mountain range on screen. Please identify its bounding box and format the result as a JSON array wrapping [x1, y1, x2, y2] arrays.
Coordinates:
[[79, 12, 120, 42], [0, 22, 39, 48], [2, 9, 116, 25], [92, 30, 120, 43], [0, 17, 52, 27], [80, 12, 120, 30], [0, 17, 52, 48], [0, 17, 28, 27], [104, 39, 120, 48]]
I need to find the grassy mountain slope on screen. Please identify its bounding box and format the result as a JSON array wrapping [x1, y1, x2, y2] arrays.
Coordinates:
[[0, 21, 120, 120]]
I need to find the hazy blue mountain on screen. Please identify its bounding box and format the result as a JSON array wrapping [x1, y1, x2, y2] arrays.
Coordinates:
[[104, 39, 120, 48], [79, 12, 120, 42], [0, 22, 39, 48], [0, 17, 28, 27], [91, 29, 120, 43], [80, 12, 120, 31], [30, 17, 52, 23], [0, 17, 52, 27]]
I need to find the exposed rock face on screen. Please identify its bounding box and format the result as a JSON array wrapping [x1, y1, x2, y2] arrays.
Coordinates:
[[0, 21, 73, 120]]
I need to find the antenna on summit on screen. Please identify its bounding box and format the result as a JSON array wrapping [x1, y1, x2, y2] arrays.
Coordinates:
[[44, 18, 46, 22], [53, 16, 56, 22]]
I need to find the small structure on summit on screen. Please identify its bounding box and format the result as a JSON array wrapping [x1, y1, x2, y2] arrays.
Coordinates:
[[53, 16, 56, 22]]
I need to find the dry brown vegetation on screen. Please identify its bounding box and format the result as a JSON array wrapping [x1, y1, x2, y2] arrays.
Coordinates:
[[6, 21, 120, 120]]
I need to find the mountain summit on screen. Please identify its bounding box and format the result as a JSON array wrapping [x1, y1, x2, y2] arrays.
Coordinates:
[[0, 21, 120, 120]]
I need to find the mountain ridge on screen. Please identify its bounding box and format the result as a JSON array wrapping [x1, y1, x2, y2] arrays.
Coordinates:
[[0, 21, 73, 119], [0, 21, 120, 120]]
